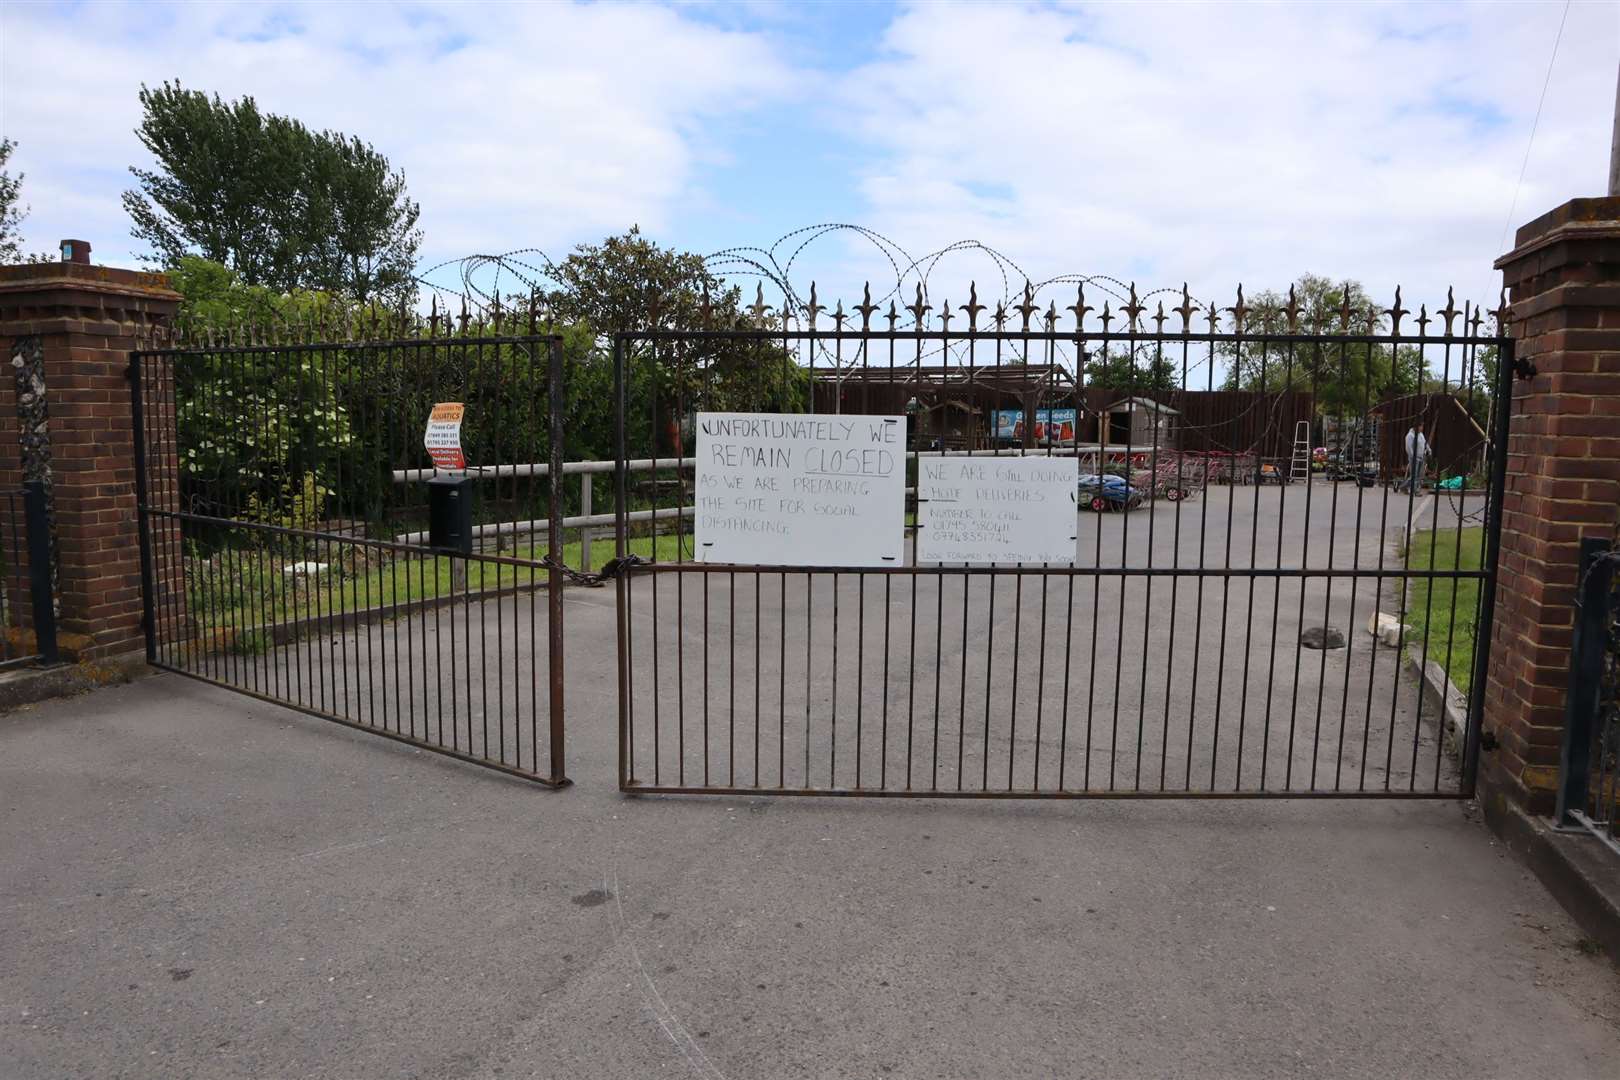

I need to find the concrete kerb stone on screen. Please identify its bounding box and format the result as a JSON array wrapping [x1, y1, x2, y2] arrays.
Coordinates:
[[0, 649, 151, 714]]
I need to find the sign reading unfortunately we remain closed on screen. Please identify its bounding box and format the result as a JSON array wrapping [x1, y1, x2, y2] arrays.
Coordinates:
[[695, 412, 906, 567], [424, 403, 466, 471], [918, 456, 1079, 565]]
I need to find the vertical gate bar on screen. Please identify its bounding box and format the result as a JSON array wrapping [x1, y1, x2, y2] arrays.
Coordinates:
[[1462, 333, 1515, 795], [1311, 325, 1354, 790], [1412, 329, 1459, 789], [960, 328, 977, 792], [1060, 326, 1084, 791], [1086, 326, 1106, 790], [1009, 337, 1026, 791], [1346, 335, 1376, 790], [1234, 335, 1269, 789], [129, 352, 157, 665], [882, 329, 894, 790], [1184, 317, 1214, 790], [1391, 323, 1430, 784], [363, 343, 379, 735], [1132, 317, 1156, 789], [1287, 337, 1326, 790], [152, 355, 175, 671], [987, 331, 1004, 791], [907, 323, 922, 791], [547, 336, 568, 784], [491, 341, 506, 762], [476, 339, 490, 758], [1159, 331, 1190, 792], [1209, 307, 1238, 791], [614, 336, 631, 789], [1439, 330, 1484, 790]]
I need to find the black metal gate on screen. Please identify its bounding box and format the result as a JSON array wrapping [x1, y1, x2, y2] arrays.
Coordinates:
[[612, 285, 1512, 798], [131, 325, 570, 786]]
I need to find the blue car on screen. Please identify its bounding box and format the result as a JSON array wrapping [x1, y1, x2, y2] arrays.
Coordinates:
[[1079, 473, 1143, 512]]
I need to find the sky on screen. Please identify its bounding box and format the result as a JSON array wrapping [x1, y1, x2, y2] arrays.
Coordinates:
[[1, 0, 1615, 320]]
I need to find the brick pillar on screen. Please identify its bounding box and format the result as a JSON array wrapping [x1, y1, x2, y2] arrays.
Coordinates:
[[1484, 197, 1620, 814], [0, 262, 183, 660]]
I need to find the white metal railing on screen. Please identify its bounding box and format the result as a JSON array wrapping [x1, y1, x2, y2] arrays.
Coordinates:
[[388, 445, 1162, 565], [390, 458, 696, 570]]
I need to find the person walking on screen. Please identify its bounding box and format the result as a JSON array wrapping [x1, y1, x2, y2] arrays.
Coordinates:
[[1403, 420, 1431, 493]]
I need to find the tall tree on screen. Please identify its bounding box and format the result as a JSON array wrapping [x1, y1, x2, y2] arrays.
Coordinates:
[[1085, 343, 1178, 395], [123, 82, 421, 301], [0, 138, 28, 263], [1220, 274, 1420, 415], [544, 226, 727, 335], [543, 228, 806, 422]]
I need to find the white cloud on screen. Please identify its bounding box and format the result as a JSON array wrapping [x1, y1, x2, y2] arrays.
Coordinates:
[[0, 0, 1612, 322], [0, 1, 793, 266], [807, 0, 1619, 315]]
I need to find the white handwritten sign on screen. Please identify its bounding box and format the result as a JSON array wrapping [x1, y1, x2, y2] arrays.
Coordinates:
[[918, 456, 1079, 565], [695, 412, 906, 567]]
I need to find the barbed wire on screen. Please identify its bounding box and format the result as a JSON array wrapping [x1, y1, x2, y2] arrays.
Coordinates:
[[411, 226, 1506, 460]]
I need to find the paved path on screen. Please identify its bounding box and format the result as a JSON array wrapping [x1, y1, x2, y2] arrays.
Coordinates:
[[3, 669, 1619, 1078]]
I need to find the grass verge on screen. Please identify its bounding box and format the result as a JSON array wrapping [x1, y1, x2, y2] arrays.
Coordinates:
[[188, 530, 692, 645], [1402, 525, 1484, 696]]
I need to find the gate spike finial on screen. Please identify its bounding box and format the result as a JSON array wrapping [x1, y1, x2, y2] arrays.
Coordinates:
[[905, 283, 930, 329], [1493, 287, 1511, 334], [528, 288, 538, 335], [938, 299, 953, 334], [1385, 286, 1408, 336], [1337, 283, 1353, 333], [1467, 302, 1483, 338], [1205, 299, 1221, 334], [992, 300, 1008, 330], [1043, 301, 1058, 332], [458, 294, 470, 337], [1099, 301, 1113, 336], [833, 299, 847, 332], [1415, 304, 1431, 338], [1284, 284, 1301, 333], [429, 294, 440, 337], [1153, 301, 1167, 334], [1227, 284, 1248, 335], [856, 282, 879, 331], [885, 300, 899, 332], [960, 282, 985, 332], [1173, 283, 1196, 333], [749, 283, 769, 326], [1014, 280, 1038, 332], [1121, 282, 1145, 331], [1438, 287, 1460, 335], [1068, 283, 1093, 331], [805, 282, 825, 330]]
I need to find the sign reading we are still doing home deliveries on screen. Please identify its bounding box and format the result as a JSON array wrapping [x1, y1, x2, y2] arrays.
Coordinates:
[[695, 412, 906, 567], [918, 456, 1079, 565]]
